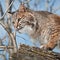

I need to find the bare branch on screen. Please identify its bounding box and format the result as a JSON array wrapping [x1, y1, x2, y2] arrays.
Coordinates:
[[9, 33, 17, 52], [0, 3, 4, 16], [50, 0, 56, 7], [53, 6, 60, 12], [45, 0, 50, 11], [24, 0, 31, 4], [1, 35, 6, 42], [0, 46, 14, 49], [50, 0, 56, 12], [0, 0, 14, 20]]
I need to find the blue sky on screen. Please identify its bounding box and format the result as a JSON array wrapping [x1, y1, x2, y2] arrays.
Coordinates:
[[0, 0, 60, 54]]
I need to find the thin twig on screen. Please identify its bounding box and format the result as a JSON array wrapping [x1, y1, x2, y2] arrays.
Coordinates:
[[0, 0, 14, 20], [53, 6, 60, 12], [0, 35, 7, 42]]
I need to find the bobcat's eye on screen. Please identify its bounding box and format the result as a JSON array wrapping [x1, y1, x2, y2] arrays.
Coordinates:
[[18, 18, 21, 22]]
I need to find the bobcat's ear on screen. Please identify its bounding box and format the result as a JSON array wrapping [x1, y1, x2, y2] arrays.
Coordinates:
[[19, 4, 27, 12]]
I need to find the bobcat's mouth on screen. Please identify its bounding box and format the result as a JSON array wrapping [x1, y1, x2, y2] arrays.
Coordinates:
[[16, 26, 23, 30]]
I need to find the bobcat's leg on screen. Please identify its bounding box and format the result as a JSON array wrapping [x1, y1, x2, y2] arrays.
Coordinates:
[[40, 41, 57, 50], [40, 32, 59, 50]]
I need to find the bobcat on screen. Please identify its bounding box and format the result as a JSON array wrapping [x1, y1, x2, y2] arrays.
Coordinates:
[[12, 4, 60, 50]]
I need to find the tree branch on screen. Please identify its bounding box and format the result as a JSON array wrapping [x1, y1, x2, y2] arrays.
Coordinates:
[[11, 44, 60, 60], [0, 0, 14, 20]]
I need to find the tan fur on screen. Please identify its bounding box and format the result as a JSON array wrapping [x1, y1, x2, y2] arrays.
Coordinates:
[[12, 4, 60, 50]]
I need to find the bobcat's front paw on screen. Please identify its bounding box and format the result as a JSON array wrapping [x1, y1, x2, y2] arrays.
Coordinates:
[[40, 44, 53, 50]]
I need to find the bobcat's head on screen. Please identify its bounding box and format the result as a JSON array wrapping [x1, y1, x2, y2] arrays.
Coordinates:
[[12, 4, 37, 35]]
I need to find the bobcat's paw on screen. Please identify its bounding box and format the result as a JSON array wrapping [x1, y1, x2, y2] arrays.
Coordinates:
[[40, 45, 53, 50]]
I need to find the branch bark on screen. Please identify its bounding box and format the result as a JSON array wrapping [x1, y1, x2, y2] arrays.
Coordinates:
[[11, 44, 60, 60], [0, 20, 17, 52]]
